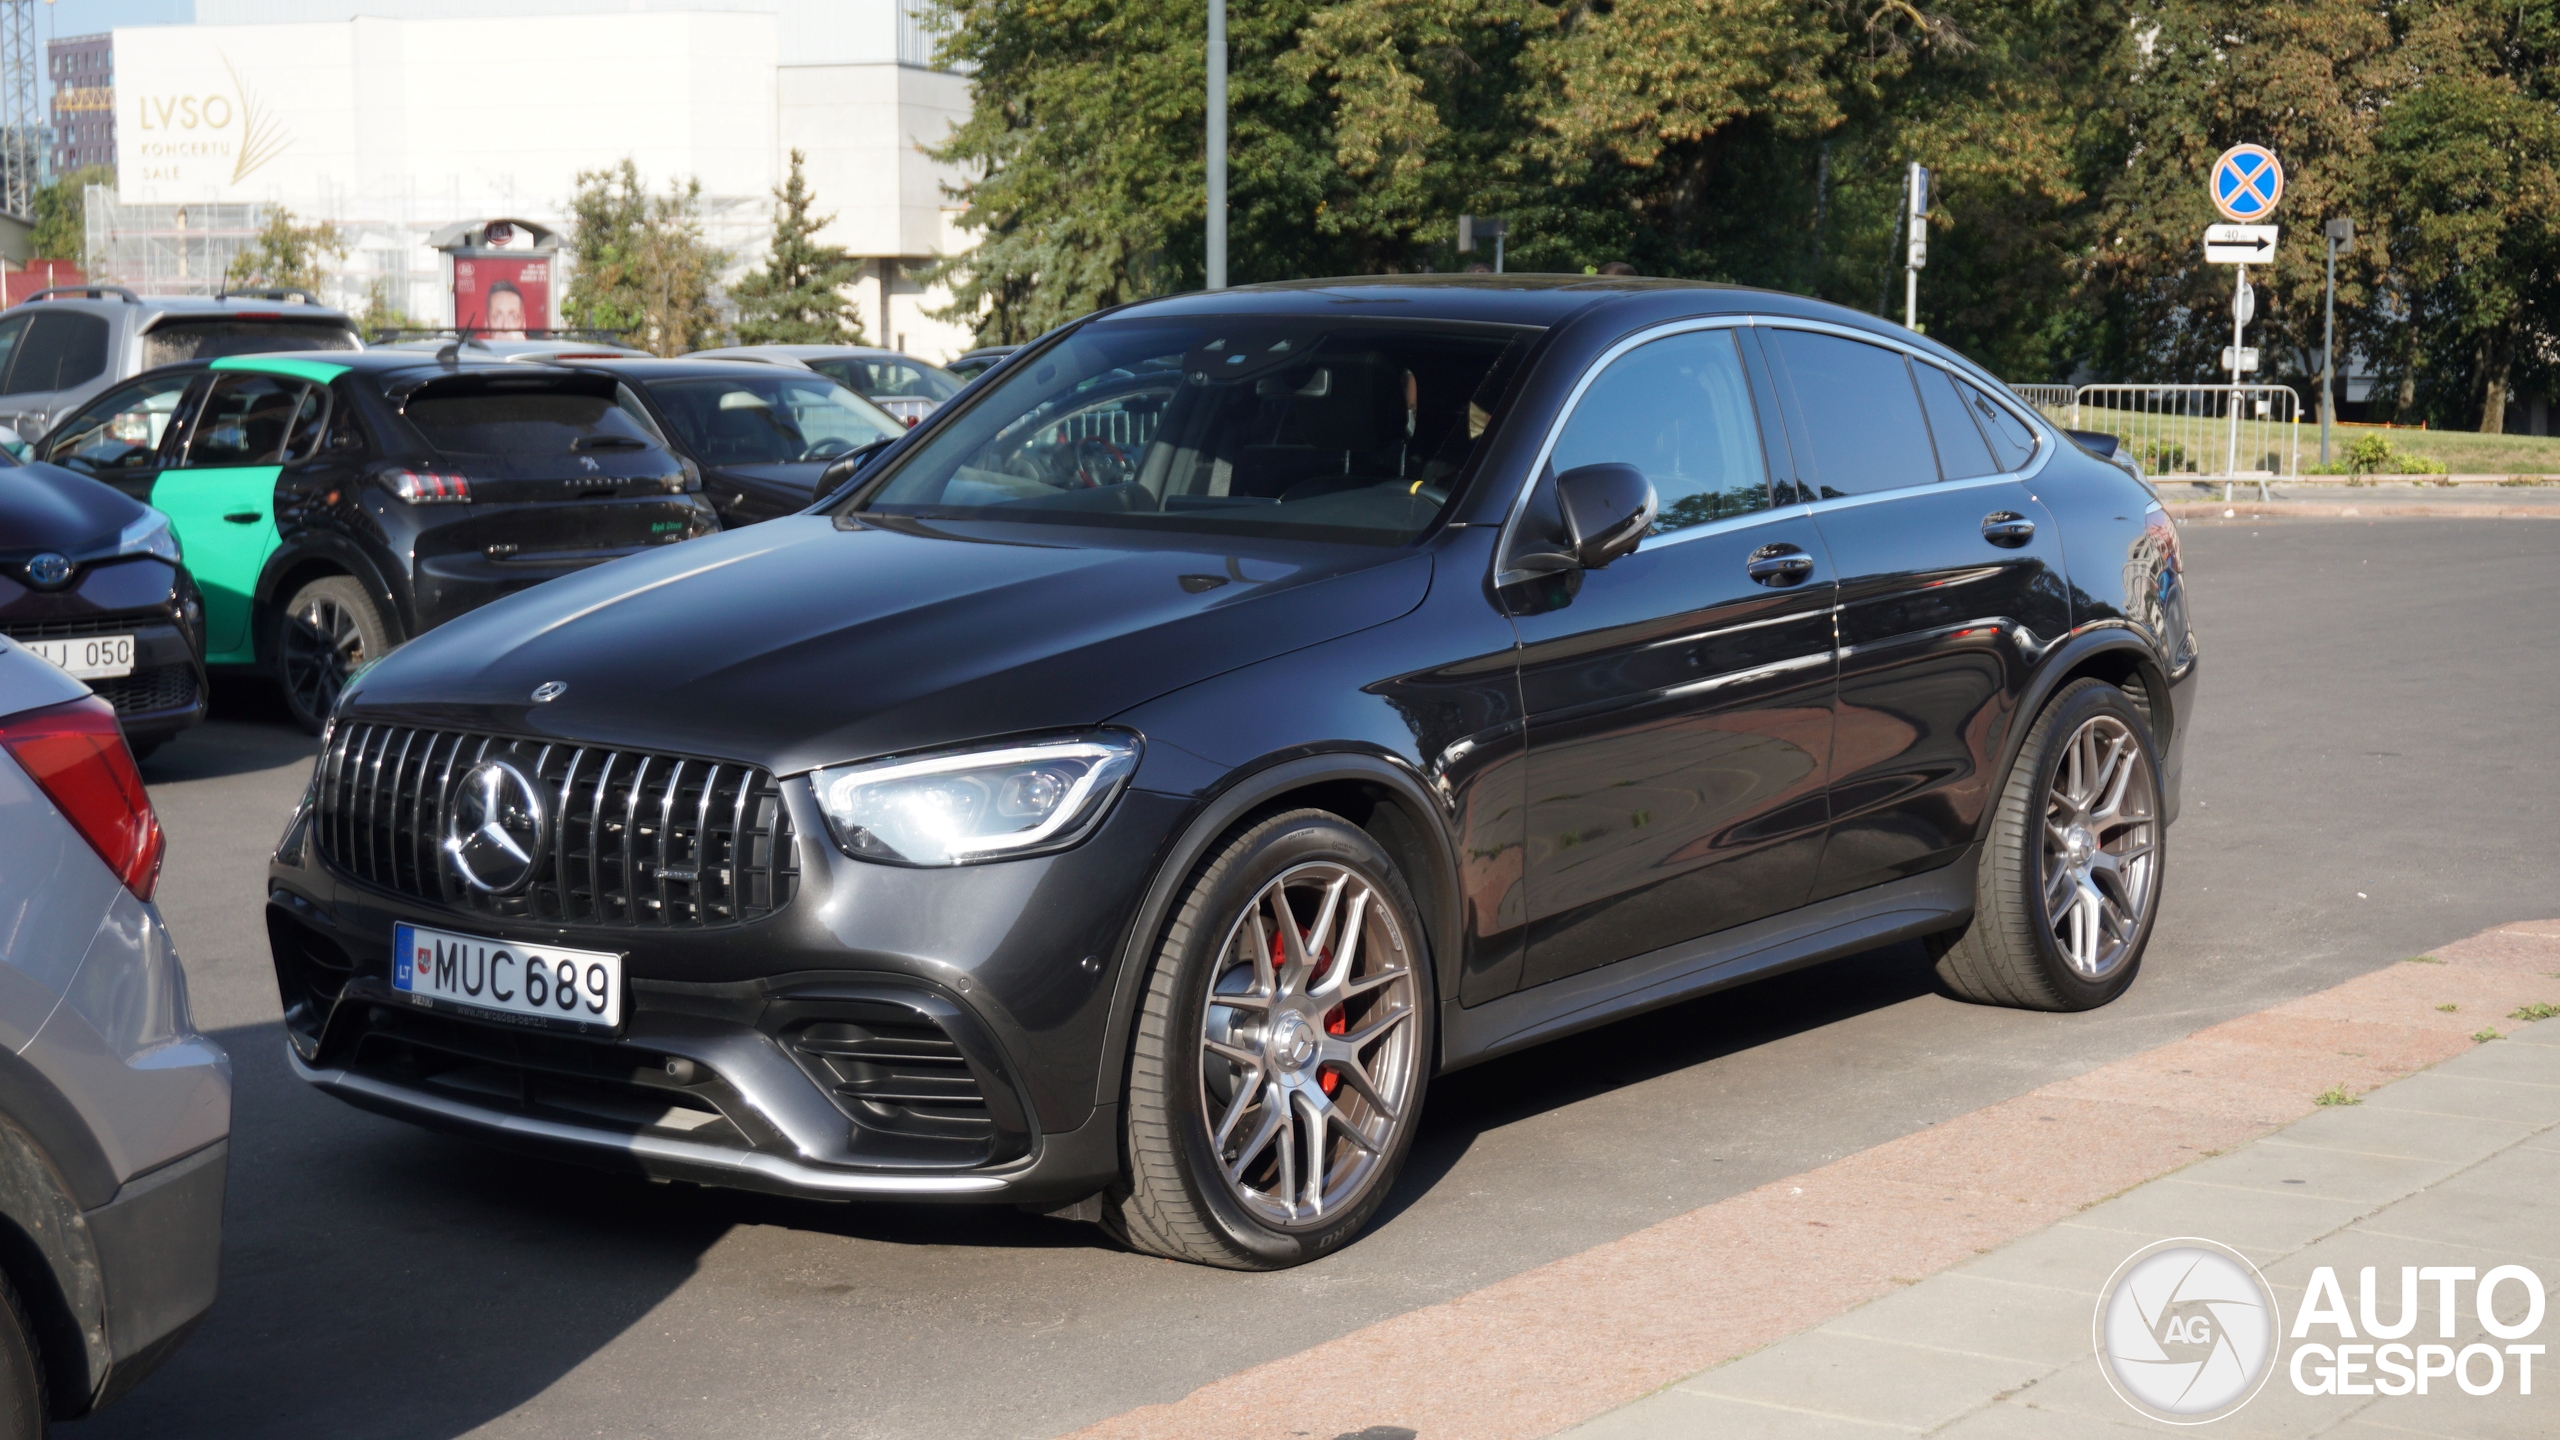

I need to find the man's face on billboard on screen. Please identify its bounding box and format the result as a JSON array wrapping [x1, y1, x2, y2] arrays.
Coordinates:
[[487, 288, 526, 336]]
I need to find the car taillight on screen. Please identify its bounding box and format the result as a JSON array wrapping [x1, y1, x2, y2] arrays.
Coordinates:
[[1, 696, 164, 901], [378, 468, 472, 503]]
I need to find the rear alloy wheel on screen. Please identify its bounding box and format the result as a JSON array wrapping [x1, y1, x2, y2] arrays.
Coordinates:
[[279, 576, 390, 735], [1931, 678, 2164, 1011], [1109, 810, 1430, 1269]]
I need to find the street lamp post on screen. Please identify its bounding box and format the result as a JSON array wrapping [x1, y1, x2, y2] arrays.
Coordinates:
[[2320, 217, 2353, 465], [1206, 0, 1227, 290]]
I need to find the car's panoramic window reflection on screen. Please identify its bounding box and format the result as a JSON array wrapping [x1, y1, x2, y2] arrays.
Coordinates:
[[853, 319, 1529, 543], [653, 376, 902, 465], [1548, 328, 1771, 535]]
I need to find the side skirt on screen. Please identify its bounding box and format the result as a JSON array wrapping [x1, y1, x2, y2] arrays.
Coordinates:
[[1438, 847, 1977, 1072]]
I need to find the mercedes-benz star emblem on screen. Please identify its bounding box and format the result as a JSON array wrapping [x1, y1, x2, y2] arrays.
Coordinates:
[[443, 759, 552, 894], [531, 680, 568, 703], [24, 553, 71, 589]]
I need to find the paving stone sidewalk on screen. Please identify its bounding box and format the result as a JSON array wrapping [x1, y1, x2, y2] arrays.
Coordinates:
[[1565, 1009, 2560, 1439]]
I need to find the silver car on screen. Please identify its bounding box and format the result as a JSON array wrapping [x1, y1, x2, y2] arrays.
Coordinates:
[[0, 285, 361, 446], [0, 641, 228, 1431]]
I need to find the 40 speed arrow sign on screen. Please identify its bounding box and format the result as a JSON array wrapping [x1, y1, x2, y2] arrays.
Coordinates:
[[2205, 224, 2279, 264]]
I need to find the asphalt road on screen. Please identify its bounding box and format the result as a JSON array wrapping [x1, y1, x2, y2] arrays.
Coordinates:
[[61, 519, 2560, 1440]]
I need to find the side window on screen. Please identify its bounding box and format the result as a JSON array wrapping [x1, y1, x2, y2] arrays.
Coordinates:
[[184, 373, 309, 467], [1915, 363, 2001, 479], [1964, 380, 2039, 471], [0, 313, 32, 394], [43, 374, 193, 476], [1, 311, 110, 395], [281, 384, 334, 462], [1764, 329, 1939, 498], [1548, 328, 1771, 536]]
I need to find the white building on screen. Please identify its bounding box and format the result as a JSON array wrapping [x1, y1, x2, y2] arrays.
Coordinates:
[[98, 0, 979, 359]]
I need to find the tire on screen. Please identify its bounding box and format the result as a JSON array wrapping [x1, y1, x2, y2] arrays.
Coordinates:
[[1106, 809, 1434, 1270], [278, 576, 391, 735], [0, 1268, 45, 1440], [1931, 678, 2166, 1011]]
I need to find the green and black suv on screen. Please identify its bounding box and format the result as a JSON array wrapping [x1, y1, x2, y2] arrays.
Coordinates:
[[36, 352, 717, 730]]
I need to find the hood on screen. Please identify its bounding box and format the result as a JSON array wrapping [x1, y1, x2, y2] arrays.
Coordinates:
[[0, 464, 145, 561], [344, 516, 1434, 773]]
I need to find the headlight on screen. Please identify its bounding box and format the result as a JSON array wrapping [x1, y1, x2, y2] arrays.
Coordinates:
[[117, 510, 181, 565], [813, 732, 1141, 866]]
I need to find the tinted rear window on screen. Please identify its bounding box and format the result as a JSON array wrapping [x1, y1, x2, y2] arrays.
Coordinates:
[[1764, 329, 1940, 498], [3, 312, 109, 394], [143, 318, 360, 368], [404, 383, 658, 458]]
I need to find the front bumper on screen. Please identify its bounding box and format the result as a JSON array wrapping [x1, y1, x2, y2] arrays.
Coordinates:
[[266, 764, 1190, 1206]]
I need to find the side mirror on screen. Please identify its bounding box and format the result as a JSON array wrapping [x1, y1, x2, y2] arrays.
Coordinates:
[[1556, 463, 1657, 569], [0, 425, 26, 462]]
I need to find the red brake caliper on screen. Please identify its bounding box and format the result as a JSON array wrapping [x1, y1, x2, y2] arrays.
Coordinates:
[[1273, 928, 1348, 1097]]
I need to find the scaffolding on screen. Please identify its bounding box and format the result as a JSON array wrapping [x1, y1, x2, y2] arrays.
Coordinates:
[[0, 0, 35, 218], [82, 188, 276, 296]]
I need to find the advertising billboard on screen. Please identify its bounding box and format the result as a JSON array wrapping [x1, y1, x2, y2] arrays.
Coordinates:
[[453, 256, 550, 338]]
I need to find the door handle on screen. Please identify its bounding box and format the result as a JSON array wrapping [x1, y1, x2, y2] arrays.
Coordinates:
[[1981, 512, 2035, 548], [222, 511, 262, 524], [1746, 544, 1816, 586]]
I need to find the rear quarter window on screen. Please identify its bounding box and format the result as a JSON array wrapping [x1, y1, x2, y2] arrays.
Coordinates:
[[143, 319, 360, 369]]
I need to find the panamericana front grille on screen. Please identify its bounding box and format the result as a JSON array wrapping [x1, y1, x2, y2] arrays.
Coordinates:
[[315, 724, 797, 929]]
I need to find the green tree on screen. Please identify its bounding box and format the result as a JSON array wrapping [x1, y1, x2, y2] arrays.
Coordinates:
[[225, 206, 352, 295], [30, 166, 111, 262], [564, 159, 725, 356], [2366, 0, 2560, 431], [732, 149, 865, 344]]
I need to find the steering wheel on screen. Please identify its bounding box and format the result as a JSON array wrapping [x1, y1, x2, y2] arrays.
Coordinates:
[[800, 436, 856, 462], [1072, 436, 1137, 488]]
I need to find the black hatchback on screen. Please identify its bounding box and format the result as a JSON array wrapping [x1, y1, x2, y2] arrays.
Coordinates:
[[269, 278, 2197, 1269], [35, 353, 717, 730]]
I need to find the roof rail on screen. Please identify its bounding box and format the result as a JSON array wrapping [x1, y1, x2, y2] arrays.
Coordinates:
[[15, 284, 141, 307], [214, 286, 317, 304]]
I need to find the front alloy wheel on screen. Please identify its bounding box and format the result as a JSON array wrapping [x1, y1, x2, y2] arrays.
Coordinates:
[[1199, 860, 1420, 1229], [1110, 810, 1432, 1269]]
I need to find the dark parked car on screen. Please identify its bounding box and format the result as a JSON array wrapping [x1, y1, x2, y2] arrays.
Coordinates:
[[0, 642, 230, 1434], [268, 278, 2196, 1269], [559, 358, 905, 525], [688, 344, 965, 426], [945, 345, 1019, 382], [0, 457, 206, 757], [35, 352, 717, 731]]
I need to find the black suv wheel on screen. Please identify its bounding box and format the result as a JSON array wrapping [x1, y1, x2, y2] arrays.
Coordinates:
[[1932, 678, 2166, 1011], [1109, 810, 1433, 1270], [278, 576, 390, 734]]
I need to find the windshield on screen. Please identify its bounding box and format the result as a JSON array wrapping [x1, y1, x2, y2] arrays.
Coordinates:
[[650, 374, 903, 465], [850, 317, 1530, 545], [807, 356, 963, 403], [143, 319, 360, 368]]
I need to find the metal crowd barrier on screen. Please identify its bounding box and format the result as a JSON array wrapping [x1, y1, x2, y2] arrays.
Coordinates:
[[2009, 384, 2303, 500]]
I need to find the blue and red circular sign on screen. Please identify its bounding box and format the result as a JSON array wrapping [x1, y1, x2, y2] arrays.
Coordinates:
[[2211, 145, 2284, 222]]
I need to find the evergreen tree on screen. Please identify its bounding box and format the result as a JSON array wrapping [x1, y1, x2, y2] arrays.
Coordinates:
[[733, 150, 865, 345]]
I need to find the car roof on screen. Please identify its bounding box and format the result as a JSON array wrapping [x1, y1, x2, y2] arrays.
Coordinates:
[[548, 356, 846, 381], [1103, 273, 1881, 328], [137, 350, 610, 388], [693, 344, 941, 365], [10, 292, 358, 322]]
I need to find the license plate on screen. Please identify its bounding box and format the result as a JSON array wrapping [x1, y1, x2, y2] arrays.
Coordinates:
[[24, 634, 135, 680], [393, 922, 623, 1031]]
